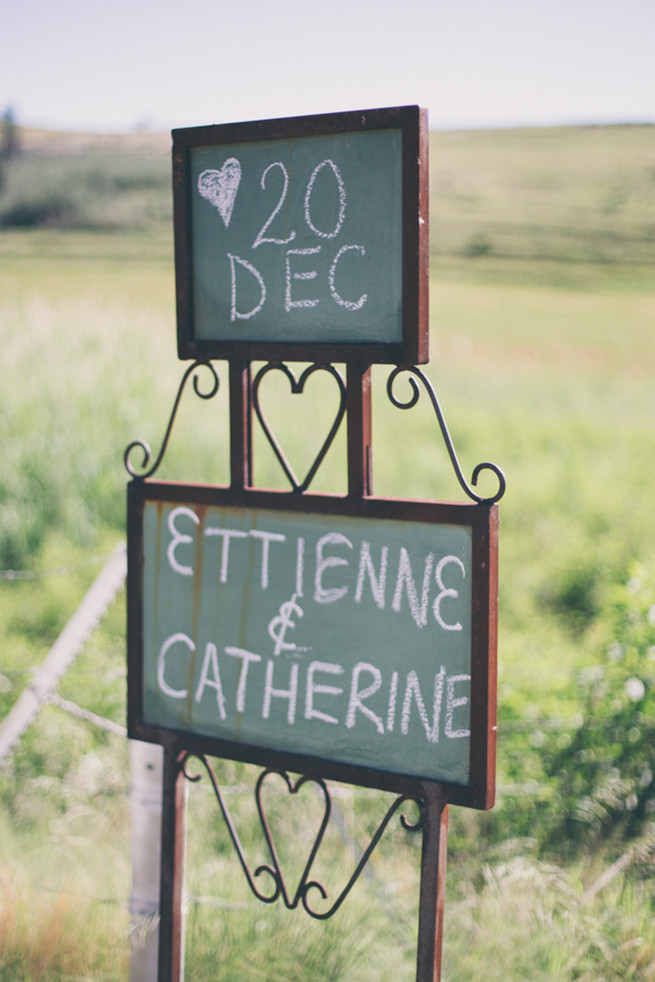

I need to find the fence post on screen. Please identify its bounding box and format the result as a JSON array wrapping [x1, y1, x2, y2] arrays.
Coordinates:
[[130, 741, 164, 982]]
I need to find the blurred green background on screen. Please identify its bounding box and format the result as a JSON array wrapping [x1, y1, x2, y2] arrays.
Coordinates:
[[0, 120, 654, 980]]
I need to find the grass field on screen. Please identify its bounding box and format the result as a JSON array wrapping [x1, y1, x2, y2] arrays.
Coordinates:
[[0, 124, 654, 979]]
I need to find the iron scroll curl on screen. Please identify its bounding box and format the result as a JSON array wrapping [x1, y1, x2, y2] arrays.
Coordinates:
[[386, 366, 506, 505], [124, 360, 220, 480]]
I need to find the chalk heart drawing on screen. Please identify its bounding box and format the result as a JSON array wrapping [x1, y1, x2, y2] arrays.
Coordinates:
[[197, 158, 241, 228]]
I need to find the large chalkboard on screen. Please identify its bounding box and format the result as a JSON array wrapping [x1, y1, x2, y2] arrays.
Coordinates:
[[173, 106, 429, 365], [127, 483, 497, 806]]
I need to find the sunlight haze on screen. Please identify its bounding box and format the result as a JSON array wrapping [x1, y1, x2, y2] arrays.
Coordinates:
[[3, 0, 654, 132]]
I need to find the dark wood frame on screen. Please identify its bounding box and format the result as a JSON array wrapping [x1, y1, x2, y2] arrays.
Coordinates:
[[172, 105, 429, 365], [127, 480, 498, 811]]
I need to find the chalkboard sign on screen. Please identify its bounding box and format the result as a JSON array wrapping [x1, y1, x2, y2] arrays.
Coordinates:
[[173, 106, 429, 365], [128, 483, 497, 806]]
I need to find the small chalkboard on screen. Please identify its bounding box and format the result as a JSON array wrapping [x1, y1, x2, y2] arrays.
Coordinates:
[[173, 106, 429, 365], [127, 482, 497, 807]]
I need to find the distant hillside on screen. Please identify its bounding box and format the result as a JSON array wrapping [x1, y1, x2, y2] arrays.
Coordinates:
[[2, 124, 654, 265], [0, 127, 171, 229], [17, 126, 169, 156], [430, 124, 655, 265]]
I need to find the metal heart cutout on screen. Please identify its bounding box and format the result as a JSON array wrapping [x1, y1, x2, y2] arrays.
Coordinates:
[[197, 158, 241, 228], [253, 364, 346, 492], [255, 770, 331, 910]]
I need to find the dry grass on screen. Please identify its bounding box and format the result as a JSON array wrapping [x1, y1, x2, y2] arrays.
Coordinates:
[[0, 870, 130, 981]]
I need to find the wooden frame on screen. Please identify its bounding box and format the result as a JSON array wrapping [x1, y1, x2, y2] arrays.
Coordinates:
[[127, 481, 497, 810], [173, 105, 429, 364]]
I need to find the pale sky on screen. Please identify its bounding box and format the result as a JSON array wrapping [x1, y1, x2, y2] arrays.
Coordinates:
[[3, 0, 654, 132]]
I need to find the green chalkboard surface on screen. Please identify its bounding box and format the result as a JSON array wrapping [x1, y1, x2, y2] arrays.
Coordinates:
[[128, 483, 497, 804], [173, 106, 429, 364]]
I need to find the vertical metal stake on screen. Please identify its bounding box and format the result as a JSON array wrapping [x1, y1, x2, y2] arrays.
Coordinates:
[[229, 359, 253, 490], [158, 743, 187, 982], [416, 785, 449, 982], [346, 361, 373, 498]]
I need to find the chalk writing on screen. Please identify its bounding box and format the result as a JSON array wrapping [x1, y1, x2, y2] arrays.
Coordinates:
[[187, 126, 404, 346], [156, 635, 471, 745], [198, 153, 365, 323], [303, 159, 346, 239], [163, 507, 466, 630], [268, 594, 306, 656], [329, 245, 367, 311], [228, 253, 267, 321], [252, 161, 296, 249], [140, 498, 477, 786]]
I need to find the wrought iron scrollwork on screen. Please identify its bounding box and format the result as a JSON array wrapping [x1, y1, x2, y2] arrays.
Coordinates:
[[387, 366, 506, 504], [124, 361, 220, 480], [181, 753, 423, 919], [252, 362, 347, 493], [123, 357, 504, 504]]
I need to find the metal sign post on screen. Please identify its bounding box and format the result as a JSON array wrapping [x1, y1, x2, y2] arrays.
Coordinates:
[[125, 106, 504, 982]]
